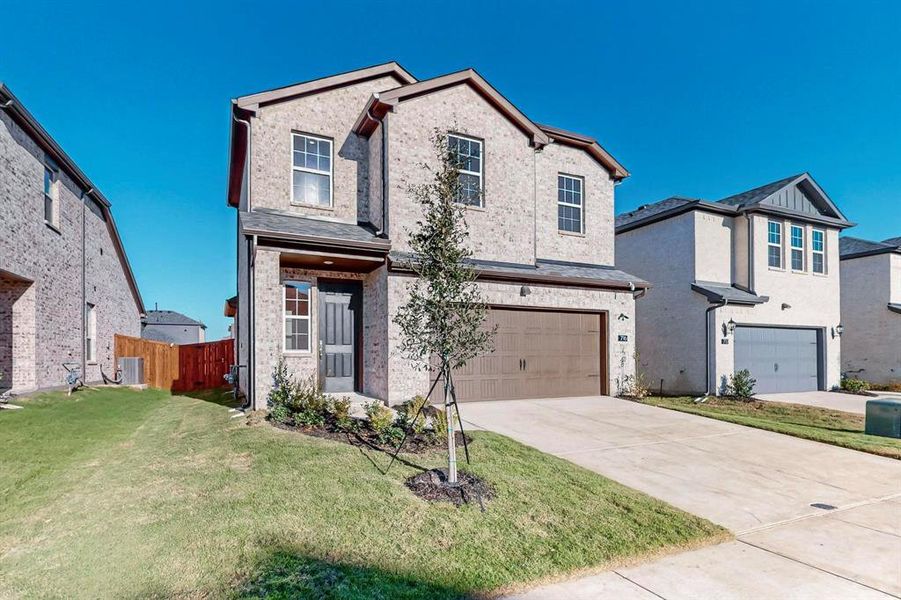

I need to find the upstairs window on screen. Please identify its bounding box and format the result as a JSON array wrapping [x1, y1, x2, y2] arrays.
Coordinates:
[[557, 174, 584, 234], [85, 303, 97, 363], [43, 165, 59, 228], [448, 134, 482, 206], [284, 281, 311, 352], [767, 220, 782, 268], [812, 229, 826, 274], [790, 225, 805, 271], [292, 133, 332, 207]]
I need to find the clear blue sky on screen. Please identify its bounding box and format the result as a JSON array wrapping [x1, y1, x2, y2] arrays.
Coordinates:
[[3, 1, 899, 338]]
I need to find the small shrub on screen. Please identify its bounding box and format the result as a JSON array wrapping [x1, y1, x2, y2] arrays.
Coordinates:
[[618, 374, 650, 399], [364, 401, 394, 436], [288, 377, 329, 427], [431, 407, 449, 439], [379, 425, 405, 446], [840, 377, 869, 394], [266, 358, 294, 410], [328, 396, 352, 422], [269, 403, 290, 424], [397, 395, 429, 434], [727, 369, 756, 398]]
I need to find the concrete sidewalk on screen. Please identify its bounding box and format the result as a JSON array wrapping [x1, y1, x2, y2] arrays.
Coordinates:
[[462, 396, 901, 599]]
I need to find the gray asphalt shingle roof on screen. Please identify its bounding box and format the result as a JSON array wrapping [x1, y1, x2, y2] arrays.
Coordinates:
[[691, 281, 769, 305], [615, 197, 697, 229], [716, 173, 803, 207], [389, 252, 648, 289], [840, 236, 901, 258], [240, 209, 388, 247], [143, 310, 206, 328]]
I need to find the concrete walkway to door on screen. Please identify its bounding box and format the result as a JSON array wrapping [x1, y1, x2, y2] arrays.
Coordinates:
[[462, 396, 901, 599]]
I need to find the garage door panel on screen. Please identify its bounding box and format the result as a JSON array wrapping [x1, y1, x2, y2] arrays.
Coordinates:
[[439, 308, 605, 402], [735, 326, 820, 393]]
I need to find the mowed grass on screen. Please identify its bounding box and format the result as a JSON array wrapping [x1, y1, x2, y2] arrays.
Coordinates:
[[0, 388, 724, 599], [636, 396, 901, 460]]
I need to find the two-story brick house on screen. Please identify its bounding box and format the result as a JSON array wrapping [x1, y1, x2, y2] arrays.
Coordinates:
[[839, 236, 901, 386], [615, 174, 853, 395], [0, 83, 143, 394], [226, 63, 647, 409]]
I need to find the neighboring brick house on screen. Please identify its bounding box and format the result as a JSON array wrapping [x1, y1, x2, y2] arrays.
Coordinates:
[[839, 236, 901, 386], [615, 174, 853, 395], [226, 63, 646, 409], [141, 309, 206, 344], [0, 83, 143, 394]]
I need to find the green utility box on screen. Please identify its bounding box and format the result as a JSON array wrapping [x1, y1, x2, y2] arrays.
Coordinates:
[[865, 398, 901, 438]]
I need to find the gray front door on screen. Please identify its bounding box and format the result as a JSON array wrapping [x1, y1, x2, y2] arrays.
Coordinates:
[[318, 282, 360, 393], [734, 326, 821, 393]]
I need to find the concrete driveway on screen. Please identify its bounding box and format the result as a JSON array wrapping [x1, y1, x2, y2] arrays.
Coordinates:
[[757, 391, 873, 415], [461, 396, 901, 599]]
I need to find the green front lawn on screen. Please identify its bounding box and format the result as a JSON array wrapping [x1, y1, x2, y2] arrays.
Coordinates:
[[635, 396, 901, 460], [0, 388, 724, 599]]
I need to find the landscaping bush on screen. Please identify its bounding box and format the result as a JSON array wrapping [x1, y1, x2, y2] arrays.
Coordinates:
[[287, 377, 330, 427], [364, 402, 394, 434], [266, 358, 294, 411], [618, 374, 650, 399], [431, 407, 448, 439], [726, 369, 756, 398], [269, 403, 291, 424], [397, 395, 429, 434], [840, 376, 870, 394]]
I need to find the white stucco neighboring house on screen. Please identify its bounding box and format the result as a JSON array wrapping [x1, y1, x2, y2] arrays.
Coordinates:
[[839, 236, 901, 386], [226, 62, 647, 410], [615, 173, 854, 395]]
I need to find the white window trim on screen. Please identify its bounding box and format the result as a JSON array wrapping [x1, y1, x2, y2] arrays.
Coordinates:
[[44, 164, 60, 230], [283, 280, 312, 354], [85, 303, 97, 364], [557, 173, 585, 235], [448, 133, 483, 207], [790, 224, 805, 272], [767, 220, 783, 270], [290, 132, 334, 208], [812, 228, 826, 275]]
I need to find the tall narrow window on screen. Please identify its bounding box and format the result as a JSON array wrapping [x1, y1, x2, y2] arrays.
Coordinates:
[[790, 225, 805, 271], [812, 229, 826, 274], [767, 220, 782, 268], [85, 304, 96, 363], [291, 133, 332, 206], [284, 281, 311, 352], [447, 134, 483, 206], [557, 174, 584, 233], [44, 165, 59, 227]]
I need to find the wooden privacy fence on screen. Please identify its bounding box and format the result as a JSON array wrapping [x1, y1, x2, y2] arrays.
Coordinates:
[[114, 335, 234, 392]]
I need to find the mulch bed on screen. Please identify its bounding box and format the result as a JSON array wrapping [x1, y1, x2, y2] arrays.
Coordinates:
[[269, 419, 470, 455], [405, 468, 494, 507]]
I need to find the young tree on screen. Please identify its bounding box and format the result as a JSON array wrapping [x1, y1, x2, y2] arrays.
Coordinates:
[[393, 128, 495, 485]]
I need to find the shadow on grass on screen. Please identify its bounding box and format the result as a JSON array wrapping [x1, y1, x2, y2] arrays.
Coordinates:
[[234, 548, 471, 600], [178, 386, 242, 408]]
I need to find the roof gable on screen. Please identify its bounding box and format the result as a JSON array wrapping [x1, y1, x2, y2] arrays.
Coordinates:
[[717, 173, 847, 221], [354, 69, 551, 147], [235, 62, 416, 110]]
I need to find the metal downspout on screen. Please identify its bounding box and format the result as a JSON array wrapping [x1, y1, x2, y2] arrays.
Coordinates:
[[233, 110, 253, 409], [697, 299, 728, 400]]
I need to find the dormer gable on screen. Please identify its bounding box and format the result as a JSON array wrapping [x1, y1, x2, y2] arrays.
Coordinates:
[[717, 173, 848, 222]]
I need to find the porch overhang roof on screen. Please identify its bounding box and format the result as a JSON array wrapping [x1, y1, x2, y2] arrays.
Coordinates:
[[691, 281, 769, 305], [240, 209, 391, 253]]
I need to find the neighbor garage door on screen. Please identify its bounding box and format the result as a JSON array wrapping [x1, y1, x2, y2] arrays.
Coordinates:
[[444, 308, 606, 402], [734, 326, 821, 393]]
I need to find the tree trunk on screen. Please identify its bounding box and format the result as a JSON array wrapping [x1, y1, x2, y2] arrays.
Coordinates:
[[443, 360, 458, 484]]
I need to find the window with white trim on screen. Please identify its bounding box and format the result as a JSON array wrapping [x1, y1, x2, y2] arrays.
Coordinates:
[[284, 281, 311, 352], [767, 220, 782, 268], [448, 134, 482, 206], [291, 133, 332, 207], [790, 225, 805, 271], [812, 229, 826, 274], [43, 165, 59, 227], [85, 303, 96, 363], [557, 174, 584, 233]]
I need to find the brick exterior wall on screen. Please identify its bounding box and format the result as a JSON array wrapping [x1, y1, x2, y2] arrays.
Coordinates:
[[0, 108, 141, 393], [238, 70, 637, 407], [840, 253, 901, 385]]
